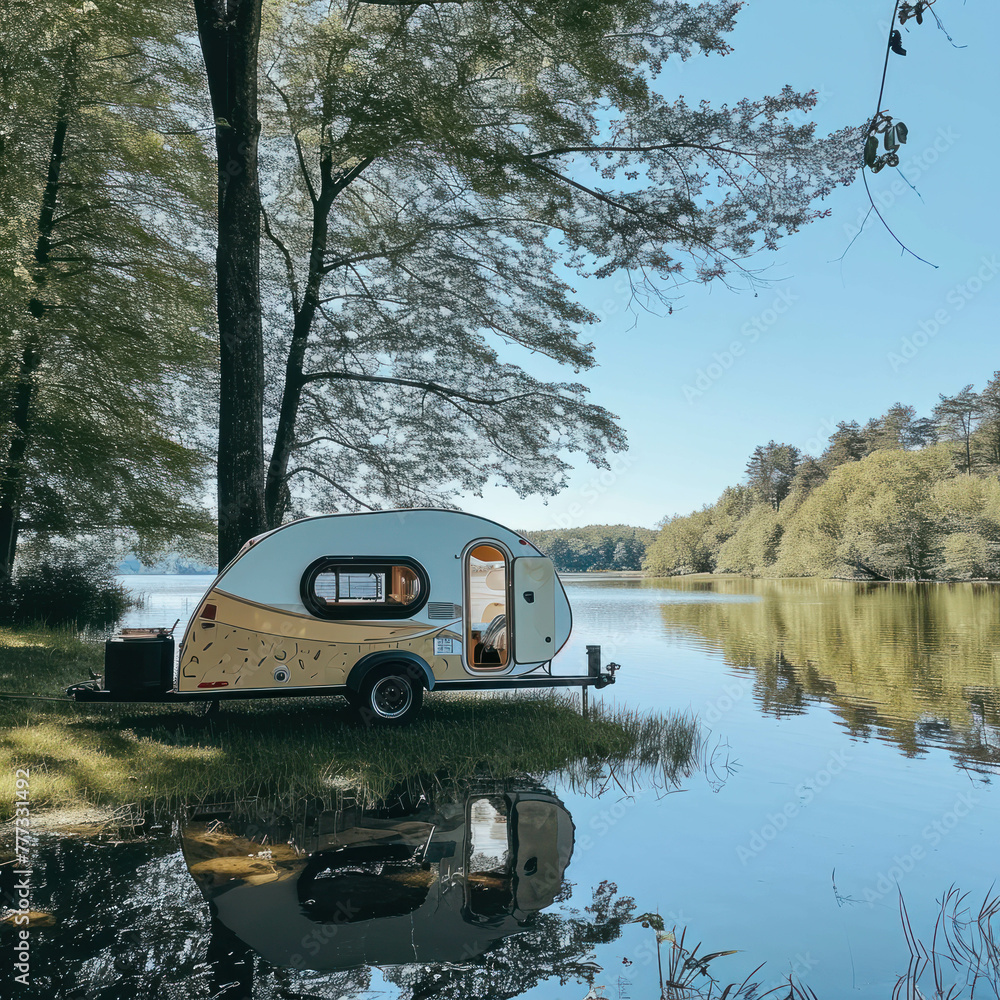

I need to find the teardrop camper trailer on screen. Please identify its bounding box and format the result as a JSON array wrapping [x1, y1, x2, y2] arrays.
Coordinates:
[[68, 510, 618, 723]]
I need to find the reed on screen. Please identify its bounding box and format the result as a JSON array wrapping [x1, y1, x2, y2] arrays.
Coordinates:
[[893, 886, 1000, 998], [628, 885, 1000, 998], [630, 911, 818, 999]]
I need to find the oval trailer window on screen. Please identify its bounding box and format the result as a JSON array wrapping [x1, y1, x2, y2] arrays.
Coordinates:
[[301, 558, 429, 619]]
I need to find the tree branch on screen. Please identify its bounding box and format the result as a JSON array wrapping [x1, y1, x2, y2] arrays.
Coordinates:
[[328, 155, 375, 200], [285, 466, 376, 509], [526, 140, 767, 161], [260, 199, 300, 312], [267, 73, 318, 204], [349, 0, 468, 5], [291, 434, 366, 453], [299, 369, 560, 407]]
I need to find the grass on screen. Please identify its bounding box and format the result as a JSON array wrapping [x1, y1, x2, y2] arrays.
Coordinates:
[[0, 626, 701, 822], [893, 886, 1000, 998], [0, 624, 105, 693], [621, 886, 1000, 999]]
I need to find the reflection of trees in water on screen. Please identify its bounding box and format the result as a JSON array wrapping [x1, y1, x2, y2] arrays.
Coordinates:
[[384, 882, 634, 1000], [2, 777, 666, 999], [0, 835, 370, 999], [658, 579, 1000, 770], [2, 835, 635, 1000]]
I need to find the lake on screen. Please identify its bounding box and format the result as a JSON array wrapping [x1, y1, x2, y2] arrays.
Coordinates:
[[5, 575, 1000, 997]]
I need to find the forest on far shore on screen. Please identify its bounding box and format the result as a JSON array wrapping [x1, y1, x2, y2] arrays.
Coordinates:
[[522, 525, 656, 572], [644, 377, 1000, 581]]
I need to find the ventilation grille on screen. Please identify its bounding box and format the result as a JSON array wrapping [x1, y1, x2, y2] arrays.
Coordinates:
[[428, 602, 461, 620]]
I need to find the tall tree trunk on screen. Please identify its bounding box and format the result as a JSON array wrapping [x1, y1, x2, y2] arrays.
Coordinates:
[[192, 0, 266, 566], [264, 160, 338, 528], [0, 45, 77, 584], [0, 342, 39, 583], [263, 312, 309, 529]]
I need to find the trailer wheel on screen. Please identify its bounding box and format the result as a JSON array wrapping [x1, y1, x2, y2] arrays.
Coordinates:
[[356, 666, 423, 726]]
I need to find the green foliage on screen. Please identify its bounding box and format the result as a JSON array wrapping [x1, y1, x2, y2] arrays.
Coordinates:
[[934, 385, 983, 474], [927, 476, 1000, 579], [779, 447, 950, 580], [821, 420, 867, 470], [6, 0, 864, 562], [0, 553, 132, 629], [820, 406, 937, 476], [864, 402, 911, 452], [0, 0, 214, 573], [715, 505, 782, 576], [644, 485, 749, 576], [522, 524, 656, 572], [644, 508, 718, 576], [978, 372, 1000, 465], [649, 376, 1000, 580], [745, 440, 800, 509], [938, 533, 999, 580]]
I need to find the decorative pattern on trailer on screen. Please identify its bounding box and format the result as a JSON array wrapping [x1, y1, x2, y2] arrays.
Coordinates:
[[177, 589, 463, 691]]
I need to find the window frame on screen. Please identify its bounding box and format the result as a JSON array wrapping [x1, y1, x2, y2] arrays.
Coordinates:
[[300, 555, 430, 620]]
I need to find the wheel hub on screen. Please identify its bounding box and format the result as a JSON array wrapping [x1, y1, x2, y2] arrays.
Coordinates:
[[371, 675, 412, 718]]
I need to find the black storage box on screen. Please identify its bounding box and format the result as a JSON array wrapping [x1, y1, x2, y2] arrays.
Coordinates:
[[104, 636, 175, 695]]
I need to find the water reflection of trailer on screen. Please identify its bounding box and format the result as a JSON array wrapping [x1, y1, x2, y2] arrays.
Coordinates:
[[68, 510, 618, 723], [182, 787, 575, 971]]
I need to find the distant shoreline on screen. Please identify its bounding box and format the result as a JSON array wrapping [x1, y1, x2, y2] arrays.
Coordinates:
[[117, 569, 216, 576], [120, 568, 646, 578], [558, 570, 644, 580], [639, 572, 1000, 584], [117, 568, 1000, 585]]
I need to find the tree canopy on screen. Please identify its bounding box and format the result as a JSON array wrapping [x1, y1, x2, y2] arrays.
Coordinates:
[[0, 0, 215, 579], [4, 1, 866, 568], [522, 524, 657, 571], [745, 441, 800, 510], [197, 0, 862, 559], [646, 375, 1000, 581]]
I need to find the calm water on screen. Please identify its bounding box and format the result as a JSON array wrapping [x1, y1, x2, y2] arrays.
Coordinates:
[[115, 573, 218, 630], [4, 576, 1000, 997]]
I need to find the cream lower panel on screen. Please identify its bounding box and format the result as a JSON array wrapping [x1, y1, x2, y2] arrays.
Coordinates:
[[178, 620, 471, 691]]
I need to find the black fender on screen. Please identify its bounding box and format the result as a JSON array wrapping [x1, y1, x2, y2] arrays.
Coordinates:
[[346, 650, 435, 694]]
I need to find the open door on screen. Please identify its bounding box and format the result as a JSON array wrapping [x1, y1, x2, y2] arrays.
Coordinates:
[[511, 558, 556, 664], [466, 543, 510, 670]]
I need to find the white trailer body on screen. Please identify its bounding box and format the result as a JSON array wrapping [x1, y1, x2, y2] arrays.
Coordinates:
[[68, 509, 619, 722], [177, 509, 571, 696]]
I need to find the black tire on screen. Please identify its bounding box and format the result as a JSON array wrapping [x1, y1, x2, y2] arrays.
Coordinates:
[[355, 665, 424, 726]]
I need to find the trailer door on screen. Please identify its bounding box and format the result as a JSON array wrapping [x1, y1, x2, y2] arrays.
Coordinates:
[[512, 558, 556, 664]]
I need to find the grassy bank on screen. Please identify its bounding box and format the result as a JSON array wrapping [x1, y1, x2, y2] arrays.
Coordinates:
[[0, 627, 698, 822]]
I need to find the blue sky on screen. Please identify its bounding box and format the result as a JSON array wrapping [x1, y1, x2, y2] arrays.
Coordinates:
[[459, 0, 1000, 532]]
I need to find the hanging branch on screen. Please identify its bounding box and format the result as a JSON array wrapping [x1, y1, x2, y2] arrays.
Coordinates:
[[856, 0, 938, 267]]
